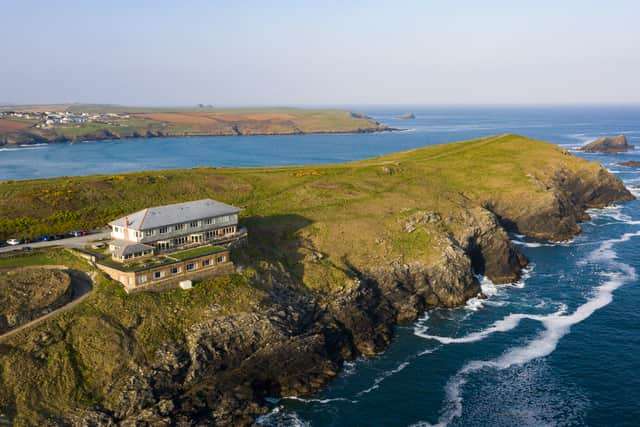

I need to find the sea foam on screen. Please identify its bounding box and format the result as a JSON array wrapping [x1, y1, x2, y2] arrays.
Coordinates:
[[430, 229, 640, 426]]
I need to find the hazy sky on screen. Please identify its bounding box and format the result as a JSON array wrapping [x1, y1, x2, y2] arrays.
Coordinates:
[[2, 0, 639, 106]]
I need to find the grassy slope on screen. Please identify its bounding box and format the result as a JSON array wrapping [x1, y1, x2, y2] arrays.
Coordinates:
[[1, 134, 604, 286], [0, 135, 612, 422]]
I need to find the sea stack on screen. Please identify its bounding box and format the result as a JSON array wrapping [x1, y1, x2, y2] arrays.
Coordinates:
[[397, 112, 416, 119], [580, 134, 633, 153]]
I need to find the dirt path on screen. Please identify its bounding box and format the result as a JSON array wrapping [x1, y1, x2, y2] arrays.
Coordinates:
[[0, 269, 94, 342]]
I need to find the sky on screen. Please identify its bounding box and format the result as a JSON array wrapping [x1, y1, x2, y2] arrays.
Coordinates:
[[1, 0, 639, 106]]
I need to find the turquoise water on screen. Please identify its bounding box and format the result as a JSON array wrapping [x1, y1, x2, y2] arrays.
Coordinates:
[[2, 106, 640, 426]]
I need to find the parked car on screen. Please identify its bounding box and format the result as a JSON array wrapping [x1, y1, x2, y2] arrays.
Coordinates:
[[21, 238, 32, 244], [54, 234, 67, 240], [22, 246, 32, 251], [38, 235, 51, 241], [81, 229, 88, 236], [70, 230, 83, 237], [0, 241, 7, 248], [7, 238, 21, 245]]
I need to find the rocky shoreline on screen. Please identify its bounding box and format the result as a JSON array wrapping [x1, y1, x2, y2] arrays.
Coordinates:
[[0, 125, 398, 146], [63, 163, 632, 426]]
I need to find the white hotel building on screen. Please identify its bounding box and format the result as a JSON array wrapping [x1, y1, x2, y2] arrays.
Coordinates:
[[108, 199, 242, 262]]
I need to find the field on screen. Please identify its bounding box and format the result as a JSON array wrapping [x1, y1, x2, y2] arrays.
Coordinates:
[[0, 105, 388, 144], [0, 119, 33, 133]]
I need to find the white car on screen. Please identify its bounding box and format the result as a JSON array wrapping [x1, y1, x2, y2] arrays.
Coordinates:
[[6, 238, 21, 245]]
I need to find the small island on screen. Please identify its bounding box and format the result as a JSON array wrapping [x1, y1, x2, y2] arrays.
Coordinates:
[[397, 112, 416, 119], [0, 105, 391, 146], [618, 160, 640, 167], [580, 134, 633, 153]]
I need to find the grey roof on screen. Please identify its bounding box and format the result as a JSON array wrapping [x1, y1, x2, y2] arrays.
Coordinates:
[[110, 240, 155, 257], [109, 199, 240, 231]]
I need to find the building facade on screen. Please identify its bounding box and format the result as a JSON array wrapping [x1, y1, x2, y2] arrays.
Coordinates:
[[97, 247, 233, 291], [108, 199, 242, 262]]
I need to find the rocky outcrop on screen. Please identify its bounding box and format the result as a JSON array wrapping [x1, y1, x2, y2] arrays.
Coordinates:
[[484, 164, 633, 241], [397, 112, 416, 119], [619, 160, 640, 167], [580, 134, 633, 153], [2, 151, 635, 426]]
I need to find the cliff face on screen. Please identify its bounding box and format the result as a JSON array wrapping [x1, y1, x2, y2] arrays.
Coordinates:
[[64, 174, 631, 426], [0, 135, 634, 426]]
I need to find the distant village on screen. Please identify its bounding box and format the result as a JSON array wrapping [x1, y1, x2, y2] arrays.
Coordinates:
[[0, 110, 130, 128]]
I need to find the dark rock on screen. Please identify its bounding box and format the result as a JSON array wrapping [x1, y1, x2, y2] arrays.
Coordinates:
[[618, 160, 640, 167], [580, 135, 633, 153]]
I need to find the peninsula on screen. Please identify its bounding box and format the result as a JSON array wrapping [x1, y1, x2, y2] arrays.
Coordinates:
[[0, 104, 390, 145], [0, 135, 633, 426]]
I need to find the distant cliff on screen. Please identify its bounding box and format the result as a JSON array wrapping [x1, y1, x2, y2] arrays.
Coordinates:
[[0, 107, 392, 146]]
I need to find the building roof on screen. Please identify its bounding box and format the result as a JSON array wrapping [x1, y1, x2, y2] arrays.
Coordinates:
[[109, 199, 240, 231], [110, 240, 155, 257]]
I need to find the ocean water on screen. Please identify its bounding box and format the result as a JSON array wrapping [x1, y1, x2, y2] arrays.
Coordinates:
[[2, 106, 640, 426]]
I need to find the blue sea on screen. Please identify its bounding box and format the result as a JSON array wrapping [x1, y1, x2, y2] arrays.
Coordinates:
[[2, 106, 639, 426]]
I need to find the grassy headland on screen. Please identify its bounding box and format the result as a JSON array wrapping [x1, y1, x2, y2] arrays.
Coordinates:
[[0, 104, 389, 145], [0, 135, 632, 425]]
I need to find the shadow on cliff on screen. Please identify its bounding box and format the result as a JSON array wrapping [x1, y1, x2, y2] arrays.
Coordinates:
[[231, 213, 315, 288]]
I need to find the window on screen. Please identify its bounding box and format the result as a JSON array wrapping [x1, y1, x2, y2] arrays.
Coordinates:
[[186, 263, 196, 271], [159, 226, 170, 234], [202, 259, 211, 267], [204, 218, 212, 225], [145, 229, 155, 237], [216, 255, 226, 263], [174, 223, 185, 231], [190, 221, 199, 228], [153, 271, 164, 280], [170, 266, 181, 274], [138, 275, 147, 284]]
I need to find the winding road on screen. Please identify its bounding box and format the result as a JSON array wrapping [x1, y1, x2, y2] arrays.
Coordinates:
[[0, 269, 95, 342]]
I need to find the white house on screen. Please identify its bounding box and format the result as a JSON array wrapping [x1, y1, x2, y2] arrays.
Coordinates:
[[108, 199, 242, 262]]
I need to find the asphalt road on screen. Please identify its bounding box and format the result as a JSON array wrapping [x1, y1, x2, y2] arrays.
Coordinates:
[[0, 231, 110, 254]]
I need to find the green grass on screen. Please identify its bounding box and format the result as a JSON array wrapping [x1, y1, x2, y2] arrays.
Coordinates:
[[0, 134, 616, 424], [169, 245, 226, 261]]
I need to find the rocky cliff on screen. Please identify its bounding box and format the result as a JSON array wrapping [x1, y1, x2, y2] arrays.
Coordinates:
[[0, 135, 634, 426], [580, 134, 633, 153]]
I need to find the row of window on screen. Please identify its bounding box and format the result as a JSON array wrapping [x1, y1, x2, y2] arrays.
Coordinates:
[[136, 255, 227, 284], [143, 215, 237, 237], [120, 249, 153, 260]]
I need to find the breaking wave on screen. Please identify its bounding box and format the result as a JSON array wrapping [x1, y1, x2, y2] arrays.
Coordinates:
[[428, 229, 640, 426]]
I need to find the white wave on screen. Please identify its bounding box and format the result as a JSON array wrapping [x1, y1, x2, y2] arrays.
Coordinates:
[[0, 145, 48, 152], [356, 361, 411, 396], [511, 263, 535, 288], [415, 303, 567, 345], [628, 186, 640, 198], [283, 395, 354, 404], [432, 229, 640, 426], [18, 143, 48, 147], [341, 360, 357, 377], [255, 406, 311, 427]]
